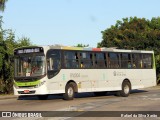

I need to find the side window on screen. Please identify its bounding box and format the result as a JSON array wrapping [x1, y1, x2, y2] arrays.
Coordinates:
[[47, 50, 61, 70], [80, 52, 93, 68], [46, 50, 61, 79], [64, 51, 94, 69], [64, 51, 79, 68], [121, 53, 131, 69], [108, 53, 119, 68], [142, 54, 152, 69], [94, 53, 106, 68], [132, 54, 142, 69]]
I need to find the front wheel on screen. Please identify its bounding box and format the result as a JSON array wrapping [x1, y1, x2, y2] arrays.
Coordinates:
[[119, 81, 131, 97], [63, 83, 75, 100]]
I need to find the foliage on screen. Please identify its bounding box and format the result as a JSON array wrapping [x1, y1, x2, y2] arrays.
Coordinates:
[[0, 17, 32, 94], [75, 44, 89, 47], [98, 17, 160, 83], [0, 1, 32, 94], [0, 0, 8, 12], [17, 36, 32, 47]]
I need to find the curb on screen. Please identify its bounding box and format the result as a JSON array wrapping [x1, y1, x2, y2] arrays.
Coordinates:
[[0, 95, 18, 100], [0, 95, 37, 100]]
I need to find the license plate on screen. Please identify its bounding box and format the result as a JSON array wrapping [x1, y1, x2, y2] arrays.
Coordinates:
[[24, 90, 30, 93]]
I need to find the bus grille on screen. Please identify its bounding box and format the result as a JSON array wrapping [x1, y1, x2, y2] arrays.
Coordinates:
[[18, 90, 35, 94]]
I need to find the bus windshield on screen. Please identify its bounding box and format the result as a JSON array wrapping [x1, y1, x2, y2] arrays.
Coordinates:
[[14, 55, 46, 77]]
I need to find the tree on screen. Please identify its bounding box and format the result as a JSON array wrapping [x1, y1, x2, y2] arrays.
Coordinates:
[[75, 44, 89, 47], [0, 26, 16, 94], [0, 0, 33, 93], [0, 0, 8, 12], [98, 17, 160, 83], [0, 34, 32, 94], [0, 17, 32, 94], [17, 36, 32, 47]]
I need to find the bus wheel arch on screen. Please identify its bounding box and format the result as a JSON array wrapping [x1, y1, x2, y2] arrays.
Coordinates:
[[63, 80, 78, 100], [66, 80, 78, 92], [119, 79, 132, 97]]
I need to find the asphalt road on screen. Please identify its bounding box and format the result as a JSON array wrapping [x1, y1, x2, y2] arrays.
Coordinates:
[[0, 86, 160, 120]]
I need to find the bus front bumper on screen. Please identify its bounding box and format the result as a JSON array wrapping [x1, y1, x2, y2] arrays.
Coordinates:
[[13, 85, 48, 95]]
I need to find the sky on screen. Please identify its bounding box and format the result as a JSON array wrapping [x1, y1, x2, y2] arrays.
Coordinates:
[[1, 0, 160, 47]]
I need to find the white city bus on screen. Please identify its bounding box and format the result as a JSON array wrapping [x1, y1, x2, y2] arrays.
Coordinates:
[[13, 45, 156, 100]]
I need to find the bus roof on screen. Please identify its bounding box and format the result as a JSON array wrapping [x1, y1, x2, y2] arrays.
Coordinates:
[[45, 45, 154, 54], [14, 45, 154, 54]]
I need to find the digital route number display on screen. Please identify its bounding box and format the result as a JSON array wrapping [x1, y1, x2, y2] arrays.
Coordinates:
[[14, 47, 44, 55]]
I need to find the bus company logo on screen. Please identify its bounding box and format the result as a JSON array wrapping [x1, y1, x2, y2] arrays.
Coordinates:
[[2, 112, 11, 117], [113, 71, 126, 76]]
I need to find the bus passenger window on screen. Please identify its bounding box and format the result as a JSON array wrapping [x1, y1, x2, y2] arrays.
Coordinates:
[[140, 60, 143, 68], [109, 53, 119, 69], [128, 61, 132, 68], [47, 58, 53, 70], [80, 62, 84, 68], [132, 61, 136, 68], [132, 54, 142, 69], [64, 51, 79, 69], [47, 58, 60, 70], [79, 52, 93, 69], [94, 53, 106, 68], [46, 50, 61, 79], [142, 54, 152, 69], [121, 53, 131, 69]]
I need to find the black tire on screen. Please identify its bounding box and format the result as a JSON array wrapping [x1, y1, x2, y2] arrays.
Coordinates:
[[94, 92, 106, 96], [37, 95, 48, 100], [63, 83, 75, 100], [119, 81, 131, 97]]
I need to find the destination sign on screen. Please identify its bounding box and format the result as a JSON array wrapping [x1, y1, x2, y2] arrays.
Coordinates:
[[14, 47, 44, 54]]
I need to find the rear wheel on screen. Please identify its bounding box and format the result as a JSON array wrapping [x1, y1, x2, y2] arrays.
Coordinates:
[[119, 81, 131, 97], [63, 83, 75, 100]]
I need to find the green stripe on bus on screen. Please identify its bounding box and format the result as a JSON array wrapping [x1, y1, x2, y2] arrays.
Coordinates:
[[153, 54, 156, 69], [14, 80, 40, 86]]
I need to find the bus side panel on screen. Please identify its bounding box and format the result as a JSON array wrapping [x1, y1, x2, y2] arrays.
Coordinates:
[[125, 69, 144, 89], [47, 69, 123, 93], [46, 68, 156, 94], [142, 69, 156, 88], [125, 69, 156, 90]]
